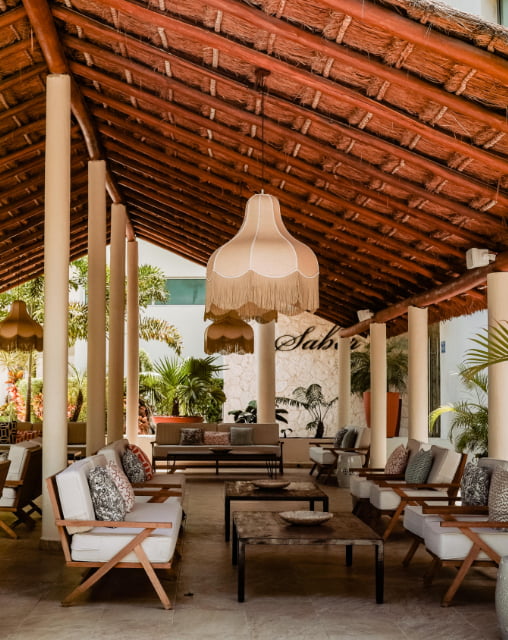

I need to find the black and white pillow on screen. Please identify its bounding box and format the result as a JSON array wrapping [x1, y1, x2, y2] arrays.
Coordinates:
[[122, 447, 146, 483], [489, 466, 508, 524], [461, 461, 490, 506], [0, 421, 17, 444], [404, 448, 433, 483], [87, 466, 126, 521], [333, 428, 348, 448]]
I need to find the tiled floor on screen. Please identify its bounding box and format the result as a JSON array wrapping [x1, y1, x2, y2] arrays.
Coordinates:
[[0, 468, 501, 639]]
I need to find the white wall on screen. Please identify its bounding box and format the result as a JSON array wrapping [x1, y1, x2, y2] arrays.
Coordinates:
[[445, 0, 498, 22]]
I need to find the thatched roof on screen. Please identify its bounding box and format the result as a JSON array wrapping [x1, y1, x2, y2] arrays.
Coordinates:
[[2, 0, 508, 334]]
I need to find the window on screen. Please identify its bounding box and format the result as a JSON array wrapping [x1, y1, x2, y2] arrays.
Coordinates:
[[500, 0, 507, 24], [155, 278, 206, 305]]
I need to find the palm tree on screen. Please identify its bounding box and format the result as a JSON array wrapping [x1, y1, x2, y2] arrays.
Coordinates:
[[462, 320, 508, 377], [276, 383, 337, 438], [429, 366, 488, 457]]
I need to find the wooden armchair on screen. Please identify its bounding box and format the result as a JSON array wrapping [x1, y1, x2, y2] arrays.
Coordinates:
[[309, 426, 369, 484], [0, 441, 42, 538]]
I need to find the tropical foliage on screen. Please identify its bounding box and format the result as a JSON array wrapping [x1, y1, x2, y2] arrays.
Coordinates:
[[276, 383, 337, 438], [462, 320, 508, 376], [228, 399, 289, 425], [350, 335, 408, 396], [429, 366, 488, 457]]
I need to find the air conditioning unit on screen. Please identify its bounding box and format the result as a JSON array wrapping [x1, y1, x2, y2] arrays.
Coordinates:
[[466, 248, 496, 269]]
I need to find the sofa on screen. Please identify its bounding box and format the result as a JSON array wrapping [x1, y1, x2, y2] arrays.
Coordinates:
[[151, 422, 283, 475], [48, 452, 184, 608]]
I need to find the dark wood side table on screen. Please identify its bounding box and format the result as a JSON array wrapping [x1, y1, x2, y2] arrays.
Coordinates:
[[232, 510, 384, 604], [224, 480, 329, 542]]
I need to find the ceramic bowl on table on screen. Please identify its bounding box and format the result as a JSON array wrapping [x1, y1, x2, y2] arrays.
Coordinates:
[[278, 510, 333, 525], [251, 479, 291, 490]]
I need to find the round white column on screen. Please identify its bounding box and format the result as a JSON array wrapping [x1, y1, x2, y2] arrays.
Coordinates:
[[41, 74, 70, 542], [338, 336, 351, 428], [126, 240, 140, 444], [107, 204, 126, 442], [370, 323, 387, 468], [408, 306, 429, 442], [256, 321, 276, 423], [487, 273, 508, 459], [86, 160, 107, 455]]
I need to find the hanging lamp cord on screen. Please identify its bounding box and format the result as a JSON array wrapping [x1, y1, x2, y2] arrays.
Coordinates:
[[255, 68, 269, 192]]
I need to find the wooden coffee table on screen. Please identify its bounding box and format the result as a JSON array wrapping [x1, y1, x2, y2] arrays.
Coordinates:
[[232, 510, 384, 603], [224, 480, 329, 542]]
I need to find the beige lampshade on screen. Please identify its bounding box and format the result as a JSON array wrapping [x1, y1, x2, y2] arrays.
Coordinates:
[[205, 193, 319, 321], [204, 315, 254, 355], [0, 300, 43, 351]]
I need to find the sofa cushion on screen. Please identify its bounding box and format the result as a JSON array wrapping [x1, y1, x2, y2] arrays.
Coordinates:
[[129, 443, 154, 480], [461, 461, 490, 506], [88, 466, 126, 521], [334, 428, 348, 447], [122, 448, 146, 483], [179, 427, 204, 445], [250, 423, 279, 445], [349, 474, 372, 499], [384, 444, 409, 475], [98, 439, 129, 468], [309, 446, 336, 465], [230, 426, 253, 446], [369, 483, 448, 511], [106, 461, 135, 512], [6, 439, 41, 482], [56, 454, 107, 533], [405, 448, 433, 483], [406, 438, 425, 461], [426, 445, 461, 484], [341, 429, 357, 448], [0, 421, 17, 444], [203, 430, 230, 446]]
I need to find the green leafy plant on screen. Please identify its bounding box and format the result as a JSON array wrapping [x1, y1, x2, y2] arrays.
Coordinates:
[[429, 366, 488, 457], [228, 400, 288, 425], [350, 336, 408, 395], [462, 320, 508, 377], [276, 383, 337, 438]]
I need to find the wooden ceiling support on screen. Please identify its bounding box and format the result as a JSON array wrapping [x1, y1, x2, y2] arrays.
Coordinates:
[[340, 252, 508, 337]]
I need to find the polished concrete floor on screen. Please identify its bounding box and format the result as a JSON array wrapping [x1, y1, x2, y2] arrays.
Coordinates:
[[0, 467, 502, 639]]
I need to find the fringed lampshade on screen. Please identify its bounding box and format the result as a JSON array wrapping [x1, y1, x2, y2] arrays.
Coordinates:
[[205, 192, 319, 321], [0, 300, 43, 351], [204, 314, 254, 355]]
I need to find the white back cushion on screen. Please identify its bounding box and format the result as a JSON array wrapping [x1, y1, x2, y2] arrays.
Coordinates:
[[7, 439, 41, 481], [427, 446, 461, 484]]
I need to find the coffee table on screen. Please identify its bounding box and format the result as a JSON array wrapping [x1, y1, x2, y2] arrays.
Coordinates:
[[232, 510, 384, 603], [224, 480, 329, 542]]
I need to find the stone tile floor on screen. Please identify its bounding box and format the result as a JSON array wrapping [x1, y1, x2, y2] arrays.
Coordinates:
[[0, 467, 501, 639]]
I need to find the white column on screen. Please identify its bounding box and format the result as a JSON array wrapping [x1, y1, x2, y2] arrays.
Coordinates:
[[107, 204, 126, 443], [41, 74, 70, 543], [338, 336, 351, 428], [487, 273, 508, 459], [408, 306, 429, 442], [370, 323, 387, 468], [126, 239, 139, 444], [256, 321, 276, 423], [86, 160, 107, 456]]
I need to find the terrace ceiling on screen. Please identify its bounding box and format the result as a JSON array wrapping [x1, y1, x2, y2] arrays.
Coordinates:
[[1, 0, 508, 335]]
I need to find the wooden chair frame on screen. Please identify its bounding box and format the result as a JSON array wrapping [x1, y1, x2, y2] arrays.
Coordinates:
[[360, 453, 468, 542], [309, 442, 370, 484], [0, 447, 42, 539], [46, 474, 180, 609]]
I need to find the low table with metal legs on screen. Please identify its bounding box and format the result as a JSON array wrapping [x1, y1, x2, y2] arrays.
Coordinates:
[[231, 510, 384, 604]]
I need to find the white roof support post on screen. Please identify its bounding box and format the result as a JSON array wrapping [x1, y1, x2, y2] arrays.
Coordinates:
[[370, 322, 387, 468], [408, 306, 429, 443]]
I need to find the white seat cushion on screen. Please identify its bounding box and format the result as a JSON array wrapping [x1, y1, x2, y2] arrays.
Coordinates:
[[404, 504, 487, 540], [309, 446, 336, 465], [6, 440, 41, 482], [0, 486, 16, 507], [70, 500, 183, 563], [423, 517, 508, 561], [369, 482, 448, 511], [349, 474, 373, 499]]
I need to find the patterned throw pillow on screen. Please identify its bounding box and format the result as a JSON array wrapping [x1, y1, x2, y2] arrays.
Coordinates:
[[230, 426, 253, 446], [341, 429, 357, 449], [384, 444, 409, 475], [0, 422, 17, 444], [203, 431, 230, 446], [404, 448, 433, 483], [179, 428, 204, 445], [129, 443, 154, 480], [489, 466, 508, 523], [106, 460, 135, 512], [333, 428, 348, 448], [461, 461, 490, 506], [122, 447, 146, 483], [88, 466, 126, 521]]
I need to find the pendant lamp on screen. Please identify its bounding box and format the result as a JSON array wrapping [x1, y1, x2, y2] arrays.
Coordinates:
[[205, 192, 319, 321], [0, 300, 43, 352], [204, 313, 254, 355]]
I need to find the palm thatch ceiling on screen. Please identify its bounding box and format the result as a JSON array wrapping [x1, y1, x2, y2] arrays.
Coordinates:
[[2, 0, 508, 335]]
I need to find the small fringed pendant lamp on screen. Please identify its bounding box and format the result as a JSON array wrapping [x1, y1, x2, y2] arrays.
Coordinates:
[[0, 300, 43, 352], [204, 313, 254, 355], [205, 192, 319, 321]]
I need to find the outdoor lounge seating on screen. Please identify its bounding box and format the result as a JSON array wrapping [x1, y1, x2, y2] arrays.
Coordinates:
[[356, 444, 467, 541], [48, 453, 184, 609], [0, 438, 42, 538], [308, 425, 369, 484], [151, 422, 283, 475]]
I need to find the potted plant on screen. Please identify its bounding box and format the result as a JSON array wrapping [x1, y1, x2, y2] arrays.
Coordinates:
[[140, 355, 226, 423], [276, 383, 337, 438], [350, 336, 408, 437]]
